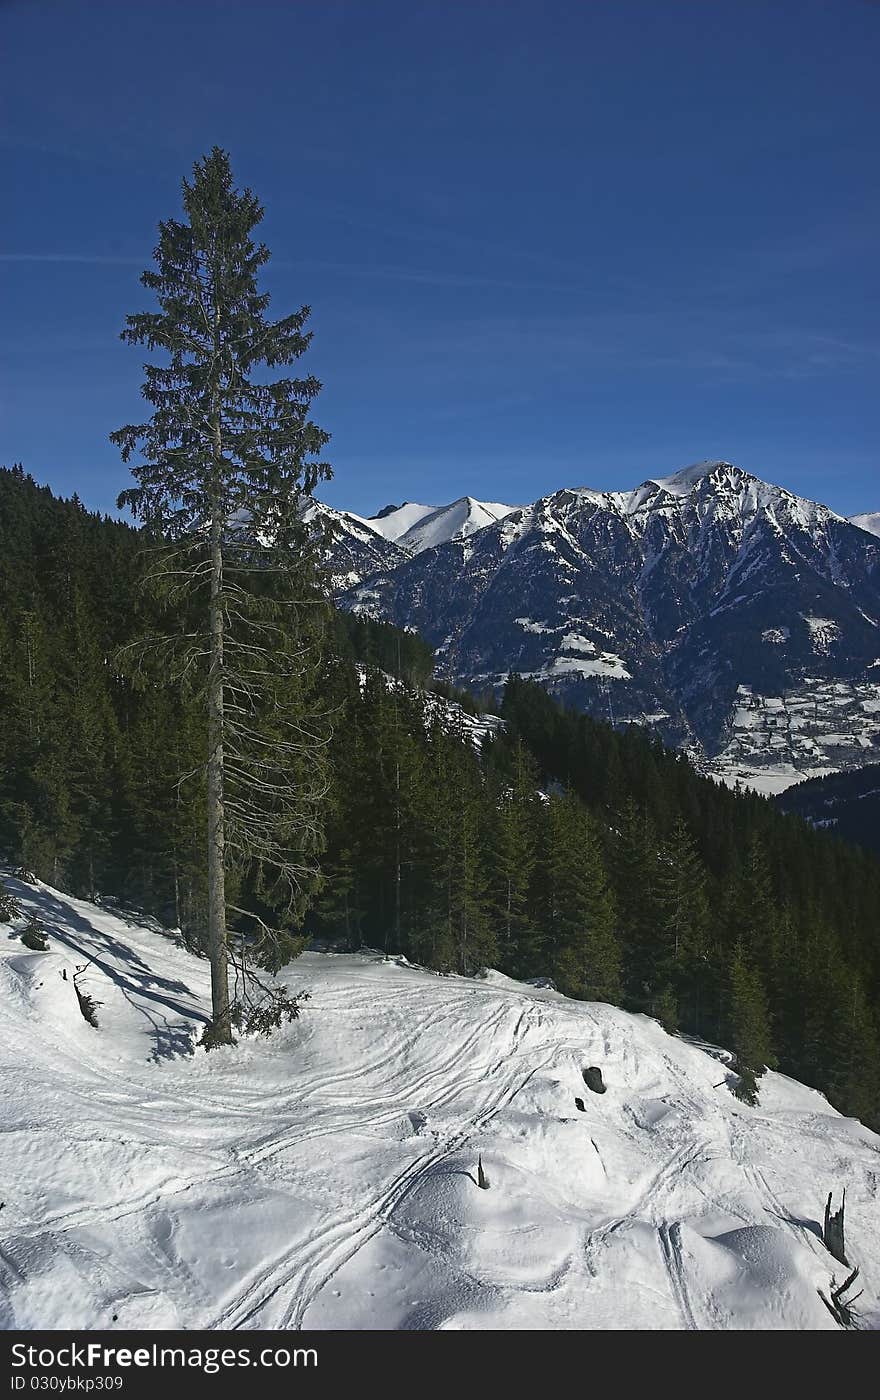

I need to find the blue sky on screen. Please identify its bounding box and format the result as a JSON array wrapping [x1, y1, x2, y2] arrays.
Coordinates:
[[2, 0, 878, 518]]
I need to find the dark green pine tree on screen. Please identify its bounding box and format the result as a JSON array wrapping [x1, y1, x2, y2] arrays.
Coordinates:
[[541, 794, 621, 1003], [727, 834, 778, 957], [800, 950, 880, 1124], [415, 723, 495, 976], [654, 816, 712, 1031], [111, 148, 332, 1044], [727, 943, 773, 1103], [61, 587, 121, 899], [484, 739, 540, 975], [0, 876, 21, 922], [3, 606, 78, 884], [612, 797, 661, 1010]]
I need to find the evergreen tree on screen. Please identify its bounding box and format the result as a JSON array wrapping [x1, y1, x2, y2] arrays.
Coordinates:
[[654, 816, 712, 1031], [541, 795, 621, 1003], [484, 740, 540, 974], [612, 798, 661, 1009], [727, 944, 773, 1100], [0, 878, 20, 922], [111, 148, 331, 1042], [415, 723, 494, 975]]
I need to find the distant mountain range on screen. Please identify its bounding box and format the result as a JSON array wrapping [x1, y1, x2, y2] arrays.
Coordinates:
[[313, 461, 880, 791]]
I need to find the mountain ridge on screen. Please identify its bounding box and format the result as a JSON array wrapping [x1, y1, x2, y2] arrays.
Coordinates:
[[316, 461, 880, 790]]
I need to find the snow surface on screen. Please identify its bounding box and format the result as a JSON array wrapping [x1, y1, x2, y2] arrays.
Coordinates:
[[359, 499, 517, 554], [362, 502, 438, 542], [709, 763, 838, 797], [2, 876, 878, 1332], [395, 498, 517, 554], [849, 512, 880, 540]]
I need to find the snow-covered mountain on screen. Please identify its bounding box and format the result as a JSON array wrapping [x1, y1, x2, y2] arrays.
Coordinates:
[[3, 873, 878, 1331], [363, 500, 439, 542], [301, 498, 406, 590], [327, 462, 880, 791], [384, 497, 517, 554], [305, 495, 518, 587]]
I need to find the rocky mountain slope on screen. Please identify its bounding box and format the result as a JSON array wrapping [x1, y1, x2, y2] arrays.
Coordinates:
[[319, 462, 880, 790]]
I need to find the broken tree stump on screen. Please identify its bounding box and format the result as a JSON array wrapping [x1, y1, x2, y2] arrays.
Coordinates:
[[823, 1190, 848, 1266]]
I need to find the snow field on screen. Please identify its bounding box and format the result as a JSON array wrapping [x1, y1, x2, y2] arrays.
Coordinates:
[[1, 876, 878, 1331]]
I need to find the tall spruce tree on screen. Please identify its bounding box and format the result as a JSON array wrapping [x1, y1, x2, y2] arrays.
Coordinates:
[[654, 816, 712, 1030], [111, 148, 332, 1044], [727, 943, 773, 1100], [541, 795, 620, 1002], [485, 739, 540, 975], [612, 798, 661, 1009]]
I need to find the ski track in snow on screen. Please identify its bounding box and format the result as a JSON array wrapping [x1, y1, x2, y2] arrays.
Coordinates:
[[2, 875, 879, 1331]]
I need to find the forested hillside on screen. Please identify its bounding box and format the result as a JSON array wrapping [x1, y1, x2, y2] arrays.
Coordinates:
[[778, 763, 880, 858], [1, 464, 879, 1126]]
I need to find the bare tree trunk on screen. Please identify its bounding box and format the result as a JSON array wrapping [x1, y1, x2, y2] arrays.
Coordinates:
[[173, 859, 181, 932], [207, 504, 232, 1043], [394, 756, 401, 952]]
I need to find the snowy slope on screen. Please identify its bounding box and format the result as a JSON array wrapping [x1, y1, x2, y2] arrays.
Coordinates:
[[395, 497, 517, 553], [2, 875, 878, 1332], [362, 501, 438, 542], [850, 512, 880, 540], [319, 498, 518, 555]]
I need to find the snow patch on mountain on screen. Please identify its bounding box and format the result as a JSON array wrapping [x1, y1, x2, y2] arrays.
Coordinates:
[[803, 616, 841, 655], [364, 501, 438, 542], [360, 498, 517, 554], [396, 497, 517, 553], [850, 512, 880, 540], [354, 663, 503, 752]]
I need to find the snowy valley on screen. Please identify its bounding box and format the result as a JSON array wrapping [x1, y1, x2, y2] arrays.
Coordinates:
[[2, 874, 878, 1332]]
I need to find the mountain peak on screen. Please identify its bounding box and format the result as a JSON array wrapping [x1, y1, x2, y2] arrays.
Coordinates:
[[649, 460, 745, 495]]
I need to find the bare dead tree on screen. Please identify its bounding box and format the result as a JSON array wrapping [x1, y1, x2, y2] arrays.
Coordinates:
[[819, 1267, 863, 1329]]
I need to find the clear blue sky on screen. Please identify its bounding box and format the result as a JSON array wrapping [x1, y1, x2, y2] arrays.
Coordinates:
[[2, 0, 878, 518]]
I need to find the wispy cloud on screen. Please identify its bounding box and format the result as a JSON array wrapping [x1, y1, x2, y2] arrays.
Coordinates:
[[344, 304, 880, 387], [0, 252, 145, 265], [281, 256, 578, 294]]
